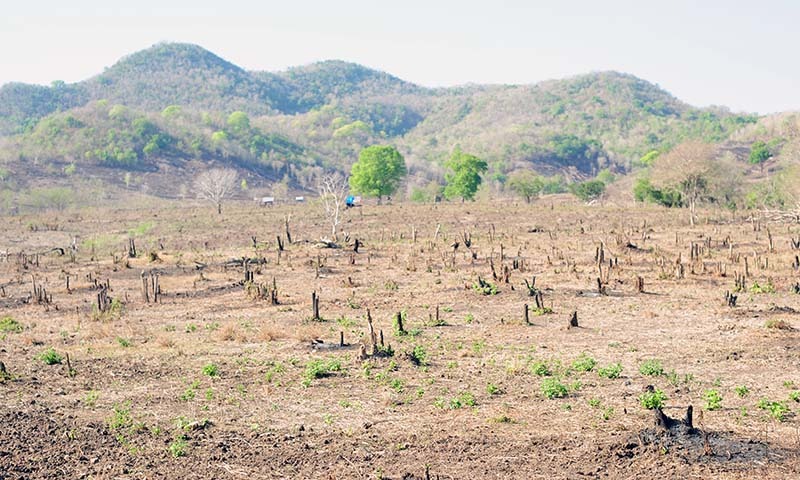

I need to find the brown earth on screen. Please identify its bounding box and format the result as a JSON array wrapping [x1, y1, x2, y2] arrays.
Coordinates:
[[1, 198, 799, 479]]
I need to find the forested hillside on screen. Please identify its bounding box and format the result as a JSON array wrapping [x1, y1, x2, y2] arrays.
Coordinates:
[[0, 42, 767, 204]]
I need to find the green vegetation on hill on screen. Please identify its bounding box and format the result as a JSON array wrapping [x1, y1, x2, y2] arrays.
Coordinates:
[[0, 42, 773, 205]]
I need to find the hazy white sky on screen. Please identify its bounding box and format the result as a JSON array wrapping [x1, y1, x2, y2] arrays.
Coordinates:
[[1, 0, 798, 114]]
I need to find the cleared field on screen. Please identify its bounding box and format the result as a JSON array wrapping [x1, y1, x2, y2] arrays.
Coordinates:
[[1, 199, 799, 479]]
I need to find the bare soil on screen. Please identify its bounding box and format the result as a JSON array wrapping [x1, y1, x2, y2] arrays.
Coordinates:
[[1, 199, 799, 479]]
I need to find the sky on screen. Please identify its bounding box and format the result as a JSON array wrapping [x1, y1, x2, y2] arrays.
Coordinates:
[[1, 0, 798, 114]]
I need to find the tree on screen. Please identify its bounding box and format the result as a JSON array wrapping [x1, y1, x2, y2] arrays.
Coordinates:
[[443, 149, 488, 201], [569, 180, 606, 202], [317, 173, 348, 240], [507, 170, 544, 203], [226, 111, 251, 135], [349, 145, 406, 202], [194, 168, 237, 214], [748, 140, 771, 172], [650, 141, 717, 225]]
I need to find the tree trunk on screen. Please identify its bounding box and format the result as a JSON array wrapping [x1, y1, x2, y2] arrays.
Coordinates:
[[217, 202, 222, 214]]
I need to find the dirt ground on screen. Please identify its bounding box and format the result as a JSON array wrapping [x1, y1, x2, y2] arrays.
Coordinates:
[[1, 198, 799, 479]]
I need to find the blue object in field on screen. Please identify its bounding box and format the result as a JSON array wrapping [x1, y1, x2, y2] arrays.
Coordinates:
[[346, 195, 355, 207]]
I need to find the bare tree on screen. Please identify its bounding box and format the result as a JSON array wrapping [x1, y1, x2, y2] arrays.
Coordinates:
[[651, 141, 718, 226], [317, 173, 348, 240], [194, 168, 237, 214]]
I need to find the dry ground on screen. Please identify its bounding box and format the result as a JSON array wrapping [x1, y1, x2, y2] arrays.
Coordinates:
[[1, 198, 800, 479]]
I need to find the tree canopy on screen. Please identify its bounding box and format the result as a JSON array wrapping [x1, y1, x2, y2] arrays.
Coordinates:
[[443, 149, 488, 201], [348, 145, 407, 200], [507, 170, 544, 203]]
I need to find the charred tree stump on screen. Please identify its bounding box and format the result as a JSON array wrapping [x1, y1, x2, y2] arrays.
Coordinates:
[[636, 276, 645, 293], [395, 311, 406, 335], [311, 291, 321, 321], [276, 236, 284, 252], [524, 304, 530, 326], [128, 238, 137, 258], [567, 311, 579, 329], [367, 309, 378, 355], [284, 215, 292, 244], [141, 271, 150, 303], [725, 291, 737, 307]]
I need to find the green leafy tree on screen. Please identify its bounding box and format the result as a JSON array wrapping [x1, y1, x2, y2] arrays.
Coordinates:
[[349, 145, 406, 202], [749, 140, 771, 172], [570, 180, 606, 202], [507, 170, 544, 203], [226, 111, 251, 135], [444, 149, 488, 201]]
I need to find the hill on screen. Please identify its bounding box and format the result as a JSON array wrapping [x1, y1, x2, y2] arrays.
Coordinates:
[[0, 42, 765, 205]]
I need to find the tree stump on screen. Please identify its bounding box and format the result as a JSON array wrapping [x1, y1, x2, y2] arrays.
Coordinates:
[[567, 311, 578, 329]]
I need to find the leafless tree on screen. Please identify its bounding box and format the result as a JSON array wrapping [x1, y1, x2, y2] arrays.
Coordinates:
[[194, 168, 237, 214], [651, 141, 718, 226], [317, 173, 348, 240]]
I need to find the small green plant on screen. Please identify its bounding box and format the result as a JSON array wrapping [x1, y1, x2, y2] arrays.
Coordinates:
[[541, 378, 568, 399], [202, 363, 219, 377], [464, 313, 474, 324], [783, 380, 795, 389], [0, 316, 23, 333], [384, 280, 399, 291], [336, 316, 357, 328], [38, 348, 63, 365], [757, 398, 790, 422], [487, 383, 502, 395], [735, 385, 750, 398], [389, 378, 404, 393], [598, 363, 623, 379], [490, 414, 514, 423], [750, 279, 776, 294], [108, 402, 133, 431], [180, 381, 200, 401], [789, 391, 800, 403], [472, 277, 499, 296], [602, 407, 614, 421], [571, 353, 596, 372], [302, 359, 342, 387], [639, 359, 664, 377], [185, 323, 197, 333], [116, 337, 131, 348], [530, 361, 552, 377], [169, 436, 188, 458], [83, 390, 99, 407], [408, 345, 428, 366], [639, 389, 667, 409], [703, 389, 723, 411], [449, 391, 476, 409], [588, 398, 601, 408]]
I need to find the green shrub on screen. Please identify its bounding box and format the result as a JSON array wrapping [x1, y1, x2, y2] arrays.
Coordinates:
[[530, 361, 552, 377], [639, 389, 667, 409], [598, 363, 623, 379], [202, 363, 219, 377], [571, 353, 596, 372], [0, 316, 23, 333], [703, 389, 722, 411], [302, 359, 342, 387], [541, 378, 568, 399], [639, 359, 664, 377], [38, 348, 63, 365], [757, 398, 789, 422], [735, 385, 750, 398]]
